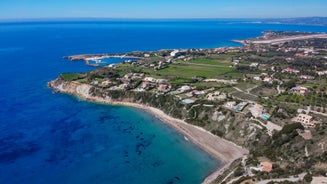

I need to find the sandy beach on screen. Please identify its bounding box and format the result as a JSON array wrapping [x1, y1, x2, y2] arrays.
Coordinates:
[[49, 81, 249, 184]]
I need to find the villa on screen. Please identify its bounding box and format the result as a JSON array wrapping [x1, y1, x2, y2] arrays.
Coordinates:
[[300, 75, 315, 80], [206, 92, 227, 101], [282, 68, 300, 74], [250, 63, 259, 67], [178, 85, 192, 93], [317, 70, 327, 76], [141, 82, 151, 89], [158, 84, 170, 91], [225, 101, 237, 109], [144, 77, 157, 83], [291, 86, 308, 95], [156, 79, 168, 84], [294, 114, 315, 127], [260, 162, 273, 172], [250, 104, 264, 118], [170, 49, 179, 57]]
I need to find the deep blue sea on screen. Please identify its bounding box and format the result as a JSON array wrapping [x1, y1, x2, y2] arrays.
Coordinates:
[[0, 20, 327, 184]]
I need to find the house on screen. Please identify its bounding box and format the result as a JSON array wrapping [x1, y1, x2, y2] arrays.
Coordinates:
[[144, 77, 157, 83], [300, 75, 314, 80], [158, 84, 170, 91], [295, 53, 305, 57], [233, 60, 240, 65], [317, 70, 327, 76], [118, 83, 129, 90], [141, 82, 151, 89], [206, 92, 226, 101], [156, 79, 168, 84], [263, 76, 273, 83], [253, 76, 261, 81], [179, 85, 192, 92], [124, 73, 133, 80], [291, 86, 308, 95], [106, 64, 115, 68], [144, 53, 150, 58], [250, 63, 259, 67], [294, 114, 315, 127], [192, 90, 205, 95], [225, 101, 237, 109], [170, 49, 179, 57], [250, 104, 264, 118], [282, 68, 300, 74], [260, 162, 273, 172]]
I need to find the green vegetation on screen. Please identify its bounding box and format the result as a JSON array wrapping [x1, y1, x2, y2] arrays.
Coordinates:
[[155, 63, 235, 79], [60, 73, 84, 81]]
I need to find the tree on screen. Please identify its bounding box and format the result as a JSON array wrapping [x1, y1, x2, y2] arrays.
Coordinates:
[[304, 174, 313, 182]]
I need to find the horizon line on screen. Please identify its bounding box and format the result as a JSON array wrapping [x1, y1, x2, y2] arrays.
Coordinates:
[[1, 16, 327, 23]]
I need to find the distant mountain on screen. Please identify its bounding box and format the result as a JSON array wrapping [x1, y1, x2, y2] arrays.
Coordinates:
[[262, 17, 327, 26]]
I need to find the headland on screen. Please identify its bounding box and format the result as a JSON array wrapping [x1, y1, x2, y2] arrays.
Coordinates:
[[49, 31, 327, 183]]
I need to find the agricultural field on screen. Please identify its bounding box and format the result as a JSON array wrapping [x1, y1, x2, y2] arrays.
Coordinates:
[[150, 62, 235, 80]]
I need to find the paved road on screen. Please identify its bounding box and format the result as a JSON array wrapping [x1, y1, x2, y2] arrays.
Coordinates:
[[256, 173, 306, 184]]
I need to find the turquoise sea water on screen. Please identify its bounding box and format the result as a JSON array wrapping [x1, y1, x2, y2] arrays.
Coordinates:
[[1, 20, 327, 184]]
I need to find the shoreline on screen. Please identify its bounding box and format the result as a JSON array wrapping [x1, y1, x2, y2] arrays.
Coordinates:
[[97, 101, 247, 184], [49, 81, 249, 184]]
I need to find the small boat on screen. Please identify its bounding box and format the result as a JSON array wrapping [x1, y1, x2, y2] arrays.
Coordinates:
[[184, 136, 189, 141]]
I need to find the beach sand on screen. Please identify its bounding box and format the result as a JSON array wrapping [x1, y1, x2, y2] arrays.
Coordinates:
[[49, 81, 249, 184]]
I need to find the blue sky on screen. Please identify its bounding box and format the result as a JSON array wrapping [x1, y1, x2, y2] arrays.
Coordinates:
[[0, 0, 327, 19]]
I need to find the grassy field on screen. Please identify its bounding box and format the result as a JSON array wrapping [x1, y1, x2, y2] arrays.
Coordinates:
[[60, 73, 84, 81], [115, 58, 238, 83], [156, 63, 234, 78], [251, 86, 278, 97], [232, 91, 259, 101], [235, 82, 258, 91], [188, 58, 232, 66]]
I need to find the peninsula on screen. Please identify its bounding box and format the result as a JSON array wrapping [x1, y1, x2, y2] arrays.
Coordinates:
[[49, 31, 327, 184]]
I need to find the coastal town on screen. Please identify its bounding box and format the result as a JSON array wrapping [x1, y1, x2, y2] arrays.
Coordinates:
[[49, 31, 327, 184]]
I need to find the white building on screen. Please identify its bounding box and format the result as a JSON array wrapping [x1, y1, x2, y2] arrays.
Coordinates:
[[170, 50, 179, 57], [225, 101, 237, 109], [250, 63, 259, 67], [179, 85, 191, 92], [144, 77, 157, 83]]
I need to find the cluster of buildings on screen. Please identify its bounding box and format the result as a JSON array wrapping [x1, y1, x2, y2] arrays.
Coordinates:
[[317, 70, 327, 76], [138, 77, 171, 92]]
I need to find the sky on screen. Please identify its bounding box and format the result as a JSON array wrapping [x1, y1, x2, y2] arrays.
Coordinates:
[[0, 0, 327, 20]]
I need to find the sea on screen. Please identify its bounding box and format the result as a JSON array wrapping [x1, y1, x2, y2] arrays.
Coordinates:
[[0, 19, 327, 184]]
